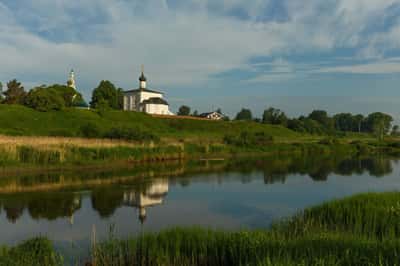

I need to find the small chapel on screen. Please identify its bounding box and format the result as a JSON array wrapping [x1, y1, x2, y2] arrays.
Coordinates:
[[123, 67, 174, 115]]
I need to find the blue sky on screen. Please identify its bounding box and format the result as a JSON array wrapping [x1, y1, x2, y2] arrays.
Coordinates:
[[1, 0, 400, 119]]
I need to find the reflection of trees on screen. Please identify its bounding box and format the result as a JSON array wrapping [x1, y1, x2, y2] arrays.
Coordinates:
[[27, 193, 81, 220], [0, 192, 82, 223], [91, 189, 124, 218], [4, 203, 24, 224], [362, 158, 392, 177], [0, 154, 396, 223]]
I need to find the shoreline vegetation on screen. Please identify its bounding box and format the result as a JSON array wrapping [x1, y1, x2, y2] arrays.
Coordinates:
[[0, 105, 400, 170], [1, 192, 400, 265]]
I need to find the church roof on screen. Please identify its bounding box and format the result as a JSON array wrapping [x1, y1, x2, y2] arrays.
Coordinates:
[[199, 111, 224, 117], [142, 97, 169, 106], [139, 72, 147, 82], [124, 88, 163, 94]]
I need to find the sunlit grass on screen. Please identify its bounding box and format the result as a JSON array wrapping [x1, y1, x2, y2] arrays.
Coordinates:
[[92, 192, 400, 266]]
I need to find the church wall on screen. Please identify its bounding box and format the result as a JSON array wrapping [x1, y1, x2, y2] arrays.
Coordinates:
[[144, 104, 170, 115], [139, 91, 163, 103]]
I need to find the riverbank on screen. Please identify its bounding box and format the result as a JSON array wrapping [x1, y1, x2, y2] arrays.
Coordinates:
[[1, 104, 400, 170], [2, 192, 399, 265], [0, 133, 399, 171]]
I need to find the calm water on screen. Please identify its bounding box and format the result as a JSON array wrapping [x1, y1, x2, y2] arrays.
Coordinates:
[[0, 154, 400, 256]]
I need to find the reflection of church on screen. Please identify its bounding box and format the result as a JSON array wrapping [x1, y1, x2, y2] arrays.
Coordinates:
[[123, 179, 169, 224]]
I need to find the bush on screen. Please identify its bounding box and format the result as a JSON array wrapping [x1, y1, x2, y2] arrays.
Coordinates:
[[224, 131, 274, 147], [318, 138, 340, 145], [0, 238, 63, 266], [48, 129, 75, 137], [25, 87, 65, 112], [104, 126, 159, 142], [79, 122, 102, 138]]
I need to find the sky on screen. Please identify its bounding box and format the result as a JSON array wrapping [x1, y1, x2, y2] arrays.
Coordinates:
[[1, 0, 400, 119]]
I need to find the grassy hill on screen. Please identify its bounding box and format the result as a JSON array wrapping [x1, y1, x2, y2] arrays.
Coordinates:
[[0, 105, 304, 142]]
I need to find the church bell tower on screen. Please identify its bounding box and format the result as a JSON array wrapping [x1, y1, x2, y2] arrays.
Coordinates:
[[67, 69, 77, 90], [139, 65, 147, 90]]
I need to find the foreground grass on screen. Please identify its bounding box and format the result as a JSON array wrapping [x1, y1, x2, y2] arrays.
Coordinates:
[[0, 238, 62, 266], [2, 192, 400, 265], [91, 192, 400, 266]]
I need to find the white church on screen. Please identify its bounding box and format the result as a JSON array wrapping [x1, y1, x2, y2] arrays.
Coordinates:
[[123, 68, 174, 115]]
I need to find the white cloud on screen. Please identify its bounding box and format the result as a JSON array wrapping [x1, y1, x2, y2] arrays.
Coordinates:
[[316, 59, 400, 74], [0, 0, 400, 96]]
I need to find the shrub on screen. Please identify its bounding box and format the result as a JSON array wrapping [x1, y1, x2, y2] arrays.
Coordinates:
[[79, 122, 102, 138], [318, 138, 340, 145], [104, 126, 159, 142], [0, 238, 63, 266], [48, 129, 75, 137], [25, 87, 65, 112], [224, 131, 274, 147]]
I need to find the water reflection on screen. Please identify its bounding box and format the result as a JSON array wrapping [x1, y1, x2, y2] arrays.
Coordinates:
[[0, 155, 396, 225]]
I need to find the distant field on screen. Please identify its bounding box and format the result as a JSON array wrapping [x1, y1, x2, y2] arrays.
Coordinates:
[[0, 105, 304, 142]]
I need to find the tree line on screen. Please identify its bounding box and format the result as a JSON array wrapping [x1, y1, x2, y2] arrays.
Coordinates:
[[0, 79, 86, 111], [232, 107, 396, 138], [0, 79, 397, 137], [0, 79, 123, 112]]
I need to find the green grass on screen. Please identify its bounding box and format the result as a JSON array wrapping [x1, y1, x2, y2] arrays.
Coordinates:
[[91, 192, 400, 266], [2, 192, 400, 265], [0, 105, 303, 141], [0, 238, 62, 266]]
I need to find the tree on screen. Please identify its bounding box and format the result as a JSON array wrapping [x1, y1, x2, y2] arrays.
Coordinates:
[[353, 114, 364, 133], [90, 80, 119, 109], [392, 125, 400, 136], [0, 82, 3, 102], [45, 84, 84, 107], [192, 110, 199, 116], [25, 86, 65, 112], [333, 113, 354, 132], [365, 112, 393, 140], [117, 88, 124, 110], [4, 79, 26, 104], [308, 110, 334, 131], [262, 107, 287, 125], [178, 105, 191, 116], [235, 108, 253, 121]]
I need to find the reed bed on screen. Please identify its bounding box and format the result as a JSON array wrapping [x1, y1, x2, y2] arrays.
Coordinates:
[[1, 192, 400, 265], [91, 192, 400, 266], [0, 135, 142, 148]]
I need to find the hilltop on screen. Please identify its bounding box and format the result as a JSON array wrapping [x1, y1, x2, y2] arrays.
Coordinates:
[[0, 104, 302, 142]]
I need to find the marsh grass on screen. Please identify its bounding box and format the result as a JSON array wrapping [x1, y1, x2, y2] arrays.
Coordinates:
[[0, 238, 63, 266], [2, 192, 400, 265], [91, 192, 400, 266]]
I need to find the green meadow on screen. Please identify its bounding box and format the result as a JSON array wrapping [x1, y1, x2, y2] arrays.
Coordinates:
[[0, 104, 301, 141], [2, 192, 400, 265]]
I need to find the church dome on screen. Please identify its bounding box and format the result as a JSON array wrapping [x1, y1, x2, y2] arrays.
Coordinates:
[[139, 72, 147, 82]]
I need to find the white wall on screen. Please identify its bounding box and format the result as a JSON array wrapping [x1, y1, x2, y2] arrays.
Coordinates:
[[139, 91, 163, 103], [144, 104, 170, 115]]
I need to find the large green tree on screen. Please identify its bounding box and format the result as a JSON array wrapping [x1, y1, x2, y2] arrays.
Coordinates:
[[25, 86, 65, 112], [4, 79, 26, 104], [90, 80, 119, 109], [178, 105, 191, 116], [308, 110, 334, 131], [353, 114, 365, 133], [262, 107, 287, 125], [24, 84, 86, 112], [333, 113, 354, 132], [235, 108, 253, 121], [364, 112, 393, 140]]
